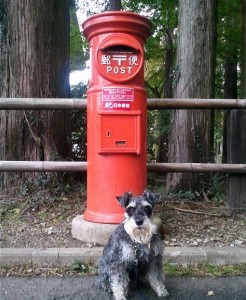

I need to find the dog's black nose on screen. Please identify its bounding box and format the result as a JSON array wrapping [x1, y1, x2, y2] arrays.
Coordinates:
[[135, 219, 143, 226]]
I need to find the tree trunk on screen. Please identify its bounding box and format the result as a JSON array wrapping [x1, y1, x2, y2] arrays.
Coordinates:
[[241, 0, 246, 99], [152, 29, 174, 162], [0, 0, 71, 188], [108, 0, 121, 11], [0, 0, 7, 90], [227, 110, 246, 212], [163, 29, 174, 99], [226, 0, 246, 212], [0, 0, 7, 184], [166, 0, 217, 192], [222, 0, 239, 164]]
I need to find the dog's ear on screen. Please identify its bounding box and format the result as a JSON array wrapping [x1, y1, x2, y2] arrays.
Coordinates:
[[143, 189, 160, 206], [116, 192, 133, 208]]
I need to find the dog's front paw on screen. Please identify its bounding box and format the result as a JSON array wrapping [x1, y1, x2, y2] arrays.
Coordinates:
[[158, 287, 169, 298], [96, 279, 112, 294]]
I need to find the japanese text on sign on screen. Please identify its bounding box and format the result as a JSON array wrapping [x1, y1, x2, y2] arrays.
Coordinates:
[[102, 88, 133, 110], [100, 53, 139, 75], [103, 102, 131, 110], [102, 88, 133, 101]]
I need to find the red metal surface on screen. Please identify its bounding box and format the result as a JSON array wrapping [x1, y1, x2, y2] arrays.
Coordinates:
[[82, 12, 152, 223]]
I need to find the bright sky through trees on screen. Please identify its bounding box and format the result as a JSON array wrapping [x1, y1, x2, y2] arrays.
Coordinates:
[[70, 1, 89, 85]]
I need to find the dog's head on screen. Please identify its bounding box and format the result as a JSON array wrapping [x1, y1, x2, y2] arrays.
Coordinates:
[[116, 189, 160, 244]]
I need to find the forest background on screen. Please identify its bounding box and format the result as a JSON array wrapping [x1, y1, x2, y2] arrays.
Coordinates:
[[0, 0, 245, 205]]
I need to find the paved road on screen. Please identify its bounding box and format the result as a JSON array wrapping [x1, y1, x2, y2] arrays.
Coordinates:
[[1, 275, 246, 300]]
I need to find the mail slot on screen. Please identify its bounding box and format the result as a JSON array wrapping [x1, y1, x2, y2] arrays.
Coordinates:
[[82, 12, 152, 223], [96, 33, 143, 83]]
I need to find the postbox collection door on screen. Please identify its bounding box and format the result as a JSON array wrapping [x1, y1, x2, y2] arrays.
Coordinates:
[[99, 111, 141, 154]]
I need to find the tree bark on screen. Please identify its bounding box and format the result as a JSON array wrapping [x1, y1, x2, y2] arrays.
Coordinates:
[[241, 0, 246, 99], [163, 29, 174, 99], [226, 110, 246, 212], [222, 0, 239, 164], [0, 0, 7, 91], [108, 0, 121, 11], [166, 0, 217, 192], [226, 0, 246, 212], [152, 29, 174, 162], [0, 0, 71, 188]]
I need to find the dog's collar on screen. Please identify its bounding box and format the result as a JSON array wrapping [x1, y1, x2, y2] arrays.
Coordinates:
[[133, 241, 151, 251], [132, 241, 152, 266]]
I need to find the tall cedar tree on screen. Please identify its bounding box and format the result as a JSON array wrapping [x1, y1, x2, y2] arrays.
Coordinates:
[[166, 0, 217, 192], [0, 0, 71, 188], [108, 0, 121, 11], [226, 0, 246, 211]]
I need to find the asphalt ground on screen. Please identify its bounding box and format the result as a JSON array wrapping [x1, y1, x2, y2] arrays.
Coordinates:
[[1, 247, 246, 300], [1, 275, 246, 300]]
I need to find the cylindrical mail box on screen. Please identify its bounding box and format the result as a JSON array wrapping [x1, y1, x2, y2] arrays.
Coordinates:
[[82, 12, 152, 223]]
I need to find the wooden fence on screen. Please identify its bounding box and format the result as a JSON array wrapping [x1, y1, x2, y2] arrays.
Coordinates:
[[0, 97, 246, 174], [0, 161, 246, 173], [1, 97, 246, 110]]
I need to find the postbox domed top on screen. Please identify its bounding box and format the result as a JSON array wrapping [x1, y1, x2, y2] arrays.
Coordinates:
[[82, 11, 152, 42]]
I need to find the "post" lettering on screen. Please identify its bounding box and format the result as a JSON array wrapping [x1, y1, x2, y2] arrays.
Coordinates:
[[106, 66, 133, 75]]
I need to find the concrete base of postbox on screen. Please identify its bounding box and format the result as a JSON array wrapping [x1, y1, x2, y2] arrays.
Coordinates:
[[71, 215, 118, 245]]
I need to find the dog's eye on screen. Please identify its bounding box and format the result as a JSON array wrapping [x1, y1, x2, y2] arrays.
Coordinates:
[[144, 206, 152, 216], [127, 207, 135, 216]]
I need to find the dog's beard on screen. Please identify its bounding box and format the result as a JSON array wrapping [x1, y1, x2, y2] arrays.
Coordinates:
[[124, 215, 157, 244]]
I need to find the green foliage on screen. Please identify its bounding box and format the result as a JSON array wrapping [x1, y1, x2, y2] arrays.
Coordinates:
[[166, 174, 226, 202], [164, 263, 246, 277], [214, 110, 224, 161], [70, 82, 87, 98], [79, 0, 108, 16], [121, 1, 178, 163], [70, 5, 89, 71], [0, 201, 26, 224], [147, 110, 171, 162], [71, 259, 87, 271], [166, 189, 199, 201], [216, 0, 243, 97], [71, 260, 97, 276], [69, 5, 88, 160], [71, 109, 87, 161], [207, 175, 226, 202], [70, 83, 87, 160], [18, 176, 84, 210]]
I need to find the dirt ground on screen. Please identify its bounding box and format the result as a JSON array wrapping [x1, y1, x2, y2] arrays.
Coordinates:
[[0, 182, 245, 249]]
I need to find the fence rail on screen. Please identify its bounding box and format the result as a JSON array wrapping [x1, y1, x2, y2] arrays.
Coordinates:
[[147, 98, 246, 109], [1, 98, 246, 110], [1, 161, 246, 173], [0, 161, 87, 172], [1, 98, 245, 175], [0, 98, 87, 110]]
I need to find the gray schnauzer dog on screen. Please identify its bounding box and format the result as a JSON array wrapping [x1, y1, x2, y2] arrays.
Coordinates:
[[98, 189, 169, 300]]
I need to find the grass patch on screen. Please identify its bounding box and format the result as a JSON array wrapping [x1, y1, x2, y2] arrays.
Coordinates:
[[0, 182, 86, 224], [70, 259, 97, 276], [1, 262, 245, 278], [164, 262, 246, 277], [0, 262, 97, 277]]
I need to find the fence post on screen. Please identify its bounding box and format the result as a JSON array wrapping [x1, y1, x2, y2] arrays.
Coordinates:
[[226, 109, 246, 212]]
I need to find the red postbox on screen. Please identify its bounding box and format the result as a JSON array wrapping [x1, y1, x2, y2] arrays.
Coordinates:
[[83, 12, 152, 224]]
